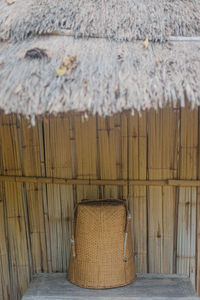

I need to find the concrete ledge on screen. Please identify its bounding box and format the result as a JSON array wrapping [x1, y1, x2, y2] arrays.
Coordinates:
[[22, 273, 199, 300]]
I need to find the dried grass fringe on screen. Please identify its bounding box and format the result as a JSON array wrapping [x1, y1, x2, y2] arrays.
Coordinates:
[[0, 36, 200, 123]]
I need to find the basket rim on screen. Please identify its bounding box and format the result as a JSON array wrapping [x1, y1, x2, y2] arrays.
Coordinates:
[[78, 199, 126, 207]]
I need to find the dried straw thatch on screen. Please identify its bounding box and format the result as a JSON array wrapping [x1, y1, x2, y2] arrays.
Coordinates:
[[0, 37, 200, 120], [1, 0, 200, 42], [0, 0, 200, 122]]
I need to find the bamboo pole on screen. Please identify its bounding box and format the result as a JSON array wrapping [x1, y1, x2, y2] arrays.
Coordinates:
[[176, 105, 198, 288], [196, 107, 200, 296], [196, 188, 200, 295], [1, 175, 200, 187], [169, 180, 200, 187], [128, 110, 148, 273]]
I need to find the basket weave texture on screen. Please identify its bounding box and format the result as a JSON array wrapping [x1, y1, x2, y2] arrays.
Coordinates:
[[67, 200, 136, 289]]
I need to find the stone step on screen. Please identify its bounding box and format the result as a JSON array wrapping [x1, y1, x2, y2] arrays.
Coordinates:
[[22, 273, 199, 300]]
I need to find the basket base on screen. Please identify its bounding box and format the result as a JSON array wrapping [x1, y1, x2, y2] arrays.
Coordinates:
[[67, 274, 137, 289]]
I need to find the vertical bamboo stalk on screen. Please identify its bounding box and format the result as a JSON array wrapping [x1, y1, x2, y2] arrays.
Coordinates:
[[19, 117, 48, 273], [0, 183, 11, 300], [44, 116, 74, 271], [147, 107, 178, 274], [128, 111, 148, 273], [0, 114, 22, 176], [74, 114, 98, 202], [97, 114, 126, 199], [5, 182, 31, 299], [161, 107, 179, 274], [196, 187, 200, 295], [177, 105, 198, 287], [0, 114, 31, 300], [196, 107, 200, 295], [25, 182, 47, 273]]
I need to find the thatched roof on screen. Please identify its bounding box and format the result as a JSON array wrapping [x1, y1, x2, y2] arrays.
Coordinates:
[[1, 0, 200, 42], [1, 36, 200, 119], [0, 0, 200, 121]]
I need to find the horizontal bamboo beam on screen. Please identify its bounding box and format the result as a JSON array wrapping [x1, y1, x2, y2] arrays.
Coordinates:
[[0, 175, 200, 187], [129, 180, 168, 186], [168, 180, 200, 187]]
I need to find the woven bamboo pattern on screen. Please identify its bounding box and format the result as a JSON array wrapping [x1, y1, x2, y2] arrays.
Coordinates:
[[67, 200, 136, 289]]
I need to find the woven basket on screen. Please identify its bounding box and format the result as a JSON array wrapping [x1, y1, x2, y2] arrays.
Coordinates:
[[67, 199, 136, 289]]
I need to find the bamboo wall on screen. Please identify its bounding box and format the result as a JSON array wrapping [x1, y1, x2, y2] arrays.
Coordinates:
[[0, 105, 199, 300]]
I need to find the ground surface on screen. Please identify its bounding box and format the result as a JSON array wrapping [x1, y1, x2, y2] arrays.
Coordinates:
[[22, 273, 199, 299]]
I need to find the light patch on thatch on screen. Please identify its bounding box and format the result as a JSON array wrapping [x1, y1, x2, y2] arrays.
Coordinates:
[[0, 36, 200, 120], [0, 0, 200, 42]]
